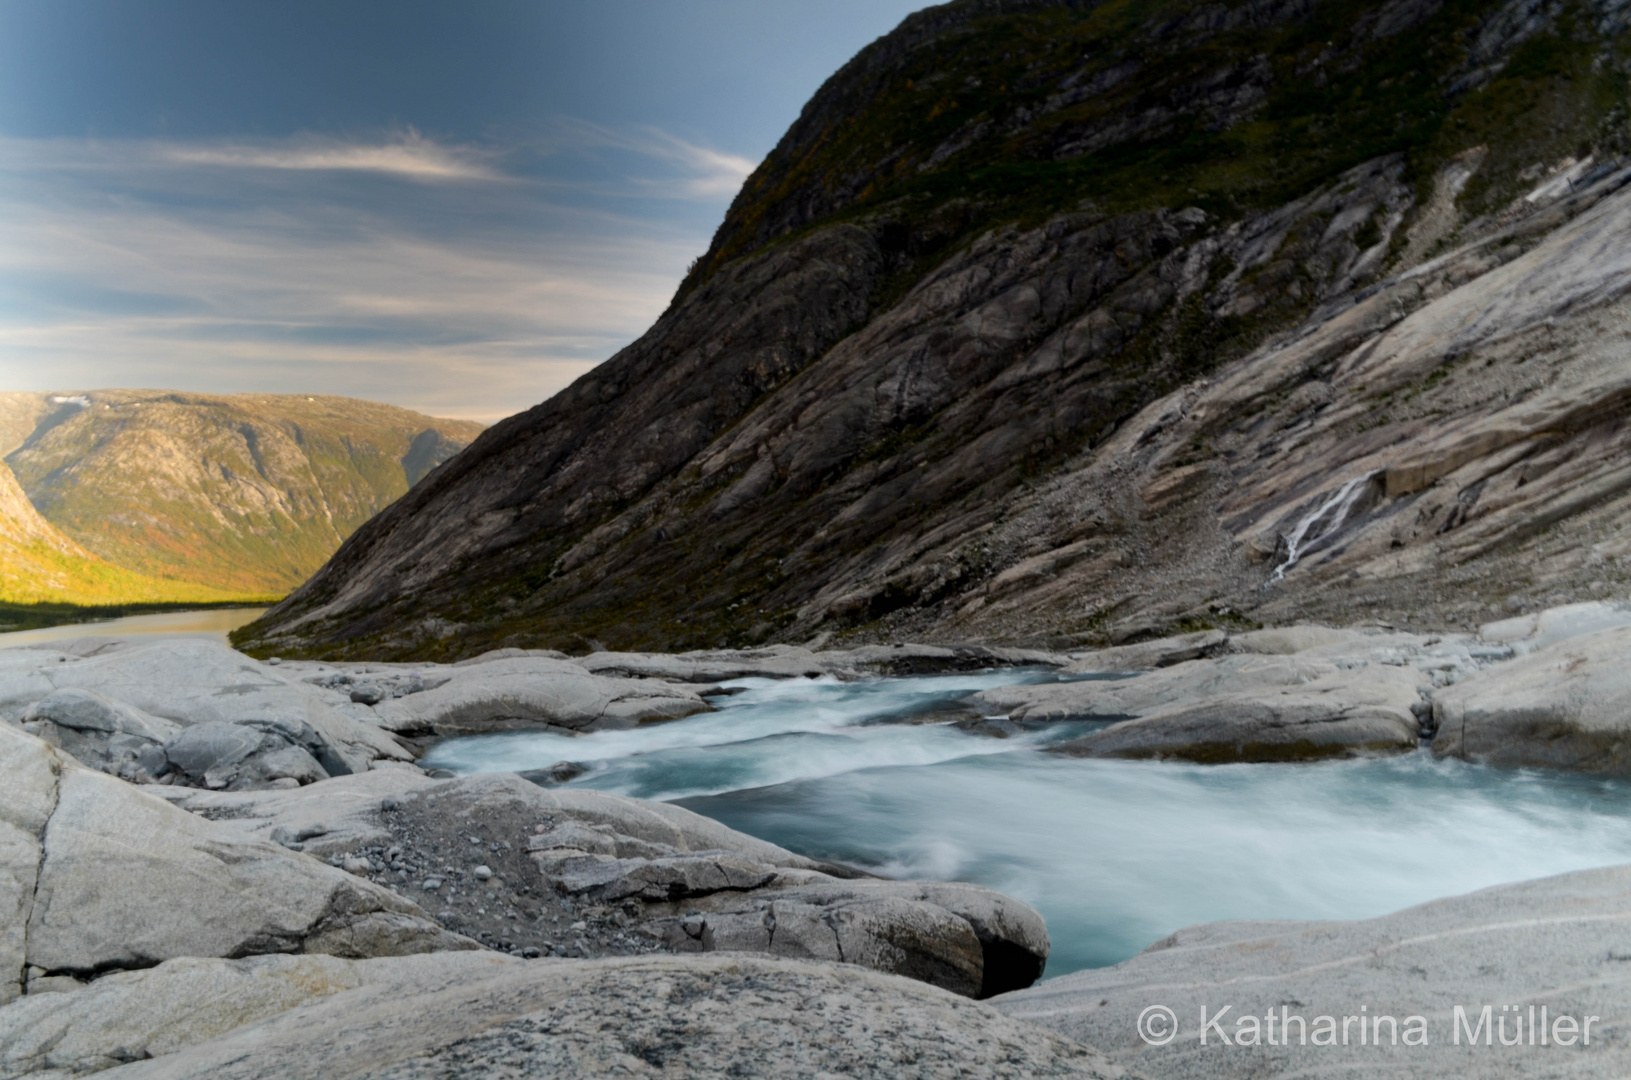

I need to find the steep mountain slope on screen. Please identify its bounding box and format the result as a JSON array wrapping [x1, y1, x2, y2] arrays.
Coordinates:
[[241, 0, 1631, 660], [0, 460, 243, 606], [3, 392, 482, 596]]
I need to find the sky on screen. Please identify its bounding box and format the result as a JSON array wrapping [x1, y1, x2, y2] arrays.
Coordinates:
[[0, 0, 927, 422]]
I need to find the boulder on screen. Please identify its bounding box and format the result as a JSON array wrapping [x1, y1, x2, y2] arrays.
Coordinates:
[[1434, 624, 1631, 771], [77, 954, 1120, 1080], [1478, 600, 1631, 654], [1066, 630, 1227, 673], [993, 863, 1631, 1079], [0, 723, 471, 991], [19, 689, 180, 777], [370, 657, 710, 735], [0, 639, 411, 778], [980, 653, 1429, 762], [20, 689, 178, 744], [162, 722, 264, 781], [1054, 662, 1426, 762]]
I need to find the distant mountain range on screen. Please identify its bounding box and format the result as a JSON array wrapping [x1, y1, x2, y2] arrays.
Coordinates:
[[0, 391, 482, 605]]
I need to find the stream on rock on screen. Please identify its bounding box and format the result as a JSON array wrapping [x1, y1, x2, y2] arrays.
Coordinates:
[[422, 668, 1631, 978]]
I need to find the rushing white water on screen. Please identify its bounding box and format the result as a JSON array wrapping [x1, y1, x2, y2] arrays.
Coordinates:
[[423, 670, 1631, 978], [1270, 474, 1374, 580]]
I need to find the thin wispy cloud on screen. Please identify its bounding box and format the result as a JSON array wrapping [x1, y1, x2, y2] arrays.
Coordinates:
[[161, 129, 502, 182], [529, 119, 760, 200], [0, 124, 754, 421]]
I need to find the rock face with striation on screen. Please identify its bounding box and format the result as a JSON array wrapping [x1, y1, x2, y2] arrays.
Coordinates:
[[0, 722, 471, 1006], [236, 0, 1631, 660]]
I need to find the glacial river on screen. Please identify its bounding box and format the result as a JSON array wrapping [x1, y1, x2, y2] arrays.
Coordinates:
[[424, 669, 1631, 978], [0, 608, 266, 648]]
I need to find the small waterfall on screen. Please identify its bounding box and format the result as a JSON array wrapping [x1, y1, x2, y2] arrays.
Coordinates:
[[1270, 474, 1374, 581]]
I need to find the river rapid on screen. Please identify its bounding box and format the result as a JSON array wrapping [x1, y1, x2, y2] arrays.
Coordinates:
[[421, 668, 1631, 978]]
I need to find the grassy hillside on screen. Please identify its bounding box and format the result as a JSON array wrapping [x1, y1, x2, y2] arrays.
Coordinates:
[[3, 390, 483, 597], [0, 459, 260, 608]]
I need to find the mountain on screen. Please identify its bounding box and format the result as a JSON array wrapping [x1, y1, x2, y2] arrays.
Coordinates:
[[240, 0, 1631, 660], [0, 459, 243, 607], [0, 391, 483, 598]]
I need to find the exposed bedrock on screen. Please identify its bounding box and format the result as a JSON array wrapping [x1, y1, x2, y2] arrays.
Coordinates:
[[230, 0, 1631, 660], [1434, 622, 1631, 771], [0, 721, 470, 1007], [40, 955, 1123, 1080], [156, 768, 1050, 1001], [994, 864, 1631, 1079]]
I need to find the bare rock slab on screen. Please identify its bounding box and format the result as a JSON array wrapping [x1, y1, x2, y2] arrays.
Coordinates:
[[993, 864, 1631, 1080], [0, 723, 471, 994], [982, 654, 1427, 762], [1435, 623, 1631, 771], [86, 954, 1125, 1080]]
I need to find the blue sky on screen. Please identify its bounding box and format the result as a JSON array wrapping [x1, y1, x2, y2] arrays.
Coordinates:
[[0, 1, 926, 421]]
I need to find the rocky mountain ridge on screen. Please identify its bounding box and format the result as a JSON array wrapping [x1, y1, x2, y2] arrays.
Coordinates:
[[240, 0, 1631, 659], [0, 391, 482, 601]]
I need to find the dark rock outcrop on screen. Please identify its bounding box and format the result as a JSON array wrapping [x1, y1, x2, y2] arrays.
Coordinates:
[[238, 0, 1631, 659]]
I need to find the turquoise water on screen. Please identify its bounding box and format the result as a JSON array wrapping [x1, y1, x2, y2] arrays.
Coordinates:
[[423, 670, 1631, 977]]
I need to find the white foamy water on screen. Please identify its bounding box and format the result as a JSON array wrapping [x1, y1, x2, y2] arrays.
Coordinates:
[[423, 670, 1631, 978]]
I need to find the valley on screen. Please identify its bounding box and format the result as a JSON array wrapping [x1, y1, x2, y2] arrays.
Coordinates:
[[0, 391, 482, 613]]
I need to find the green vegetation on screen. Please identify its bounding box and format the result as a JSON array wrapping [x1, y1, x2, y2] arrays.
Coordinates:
[[2, 390, 483, 598], [692, 0, 1630, 292]]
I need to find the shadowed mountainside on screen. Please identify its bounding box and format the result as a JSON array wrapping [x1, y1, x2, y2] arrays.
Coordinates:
[[0, 391, 482, 598], [240, 0, 1631, 659]]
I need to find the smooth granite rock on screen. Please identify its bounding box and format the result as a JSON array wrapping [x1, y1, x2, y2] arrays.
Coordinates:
[[1056, 662, 1426, 762], [158, 769, 1050, 998], [0, 724, 58, 1006], [86, 954, 1124, 1080], [0, 723, 471, 989], [1066, 631, 1228, 673], [994, 864, 1631, 1079], [370, 656, 710, 736], [0, 952, 511, 1080], [982, 653, 1428, 762], [0, 639, 411, 786], [1478, 600, 1631, 654], [1434, 623, 1631, 771]]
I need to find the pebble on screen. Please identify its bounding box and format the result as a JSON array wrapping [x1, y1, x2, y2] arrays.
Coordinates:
[[422, 877, 444, 891], [341, 856, 371, 876], [473, 865, 493, 881]]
